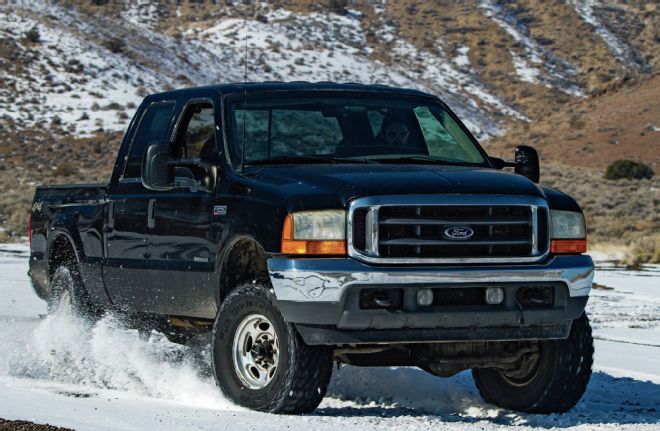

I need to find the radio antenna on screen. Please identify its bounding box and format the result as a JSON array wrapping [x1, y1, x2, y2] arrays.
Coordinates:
[[240, 1, 249, 173]]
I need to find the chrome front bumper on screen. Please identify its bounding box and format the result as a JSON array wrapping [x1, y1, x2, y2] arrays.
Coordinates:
[[267, 254, 594, 303]]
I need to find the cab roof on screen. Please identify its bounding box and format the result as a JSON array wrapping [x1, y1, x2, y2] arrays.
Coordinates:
[[151, 81, 439, 100]]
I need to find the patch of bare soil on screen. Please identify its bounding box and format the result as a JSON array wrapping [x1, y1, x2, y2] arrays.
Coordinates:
[[0, 419, 73, 431], [485, 74, 660, 170]]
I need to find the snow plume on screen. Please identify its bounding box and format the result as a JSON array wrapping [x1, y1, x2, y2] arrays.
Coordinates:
[[0, 311, 238, 410]]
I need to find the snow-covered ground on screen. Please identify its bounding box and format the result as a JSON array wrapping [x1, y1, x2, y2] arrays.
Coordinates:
[[0, 243, 658, 430]]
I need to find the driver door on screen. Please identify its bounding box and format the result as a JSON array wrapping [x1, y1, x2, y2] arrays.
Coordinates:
[[144, 99, 221, 318], [103, 100, 176, 311]]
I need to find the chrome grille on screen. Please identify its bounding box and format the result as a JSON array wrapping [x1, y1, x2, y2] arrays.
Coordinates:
[[348, 195, 550, 264]]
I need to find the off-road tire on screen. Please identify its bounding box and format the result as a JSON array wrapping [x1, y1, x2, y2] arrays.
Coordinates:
[[48, 263, 100, 321], [211, 282, 333, 414], [472, 313, 594, 413]]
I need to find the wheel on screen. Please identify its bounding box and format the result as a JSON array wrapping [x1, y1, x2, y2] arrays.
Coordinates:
[[48, 263, 100, 321], [472, 313, 594, 413], [211, 282, 333, 414]]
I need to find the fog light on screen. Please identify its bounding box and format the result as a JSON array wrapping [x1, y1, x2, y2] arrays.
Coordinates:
[[485, 287, 504, 305], [417, 288, 434, 306]]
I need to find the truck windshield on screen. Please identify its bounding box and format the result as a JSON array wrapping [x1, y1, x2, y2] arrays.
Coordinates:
[[227, 93, 487, 166]]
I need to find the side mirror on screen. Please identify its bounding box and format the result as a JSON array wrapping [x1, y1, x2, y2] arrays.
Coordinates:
[[142, 141, 217, 192], [142, 141, 173, 191], [489, 157, 514, 170], [514, 145, 540, 183]]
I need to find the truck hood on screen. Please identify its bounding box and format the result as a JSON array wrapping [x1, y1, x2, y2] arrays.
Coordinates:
[[245, 164, 548, 210]]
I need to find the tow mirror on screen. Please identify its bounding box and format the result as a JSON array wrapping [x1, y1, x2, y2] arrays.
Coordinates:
[[514, 145, 540, 183], [489, 146, 540, 183], [142, 141, 216, 192], [142, 141, 173, 191]]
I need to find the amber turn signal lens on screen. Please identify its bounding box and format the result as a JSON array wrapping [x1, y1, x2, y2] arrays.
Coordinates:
[[281, 214, 346, 255], [550, 239, 587, 254]]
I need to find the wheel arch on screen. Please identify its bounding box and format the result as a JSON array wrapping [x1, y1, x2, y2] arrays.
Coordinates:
[[46, 231, 80, 280], [217, 235, 270, 305]]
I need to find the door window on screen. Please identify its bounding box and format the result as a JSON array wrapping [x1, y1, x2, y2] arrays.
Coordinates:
[[124, 101, 176, 178], [177, 103, 216, 159]]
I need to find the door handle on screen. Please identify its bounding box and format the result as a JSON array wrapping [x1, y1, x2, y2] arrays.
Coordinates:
[[147, 199, 156, 229], [108, 202, 115, 230]]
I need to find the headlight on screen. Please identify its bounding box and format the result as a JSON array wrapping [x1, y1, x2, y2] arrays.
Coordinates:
[[550, 210, 585, 239], [292, 210, 346, 240], [282, 210, 347, 255]]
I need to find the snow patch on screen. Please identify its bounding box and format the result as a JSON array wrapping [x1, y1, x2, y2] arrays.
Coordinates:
[[509, 50, 541, 84], [122, 0, 159, 29], [0, 8, 157, 135], [453, 46, 471, 68], [569, 0, 649, 72], [480, 0, 583, 96]]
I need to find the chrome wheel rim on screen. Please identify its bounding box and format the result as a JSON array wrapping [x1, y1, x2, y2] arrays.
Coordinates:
[[231, 314, 279, 390], [499, 351, 542, 387]]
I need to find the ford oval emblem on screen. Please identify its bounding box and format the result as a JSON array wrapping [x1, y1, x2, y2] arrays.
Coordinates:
[[443, 226, 474, 241]]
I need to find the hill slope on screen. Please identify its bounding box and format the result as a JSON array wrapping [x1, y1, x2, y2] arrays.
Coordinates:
[[0, 0, 658, 244]]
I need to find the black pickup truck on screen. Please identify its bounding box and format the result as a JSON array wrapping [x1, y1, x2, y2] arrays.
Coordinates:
[[29, 82, 595, 414]]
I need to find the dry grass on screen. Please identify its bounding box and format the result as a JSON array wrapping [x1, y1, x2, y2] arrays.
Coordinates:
[[541, 163, 659, 262], [625, 234, 660, 266], [486, 74, 660, 171]]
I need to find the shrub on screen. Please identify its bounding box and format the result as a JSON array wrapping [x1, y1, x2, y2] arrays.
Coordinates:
[[604, 160, 654, 180], [105, 102, 122, 110], [25, 27, 40, 43], [625, 235, 660, 267], [104, 37, 125, 54], [53, 162, 77, 177], [329, 0, 348, 14]]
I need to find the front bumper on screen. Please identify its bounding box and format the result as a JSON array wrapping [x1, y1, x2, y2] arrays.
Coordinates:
[[267, 255, 593, 345]]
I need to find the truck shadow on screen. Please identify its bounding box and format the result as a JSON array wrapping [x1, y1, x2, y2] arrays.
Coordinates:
[[317, 367, 660, 426]]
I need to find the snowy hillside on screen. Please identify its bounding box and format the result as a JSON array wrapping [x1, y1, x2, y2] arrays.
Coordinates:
[[1, 1, 508, 139], [1, 0, 656, 139], [0, 0, 657, 241]]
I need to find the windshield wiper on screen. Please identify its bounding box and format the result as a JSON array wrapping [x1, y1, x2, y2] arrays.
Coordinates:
[[246, 155, 376, 165], [366, 156, 469, 165]]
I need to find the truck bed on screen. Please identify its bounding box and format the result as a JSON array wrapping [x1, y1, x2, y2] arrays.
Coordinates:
[[33, 183, 107, 204], [29, 183, 108, 301]]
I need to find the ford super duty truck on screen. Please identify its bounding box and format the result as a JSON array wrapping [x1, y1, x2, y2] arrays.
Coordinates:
[[29, 82, 595, 414]]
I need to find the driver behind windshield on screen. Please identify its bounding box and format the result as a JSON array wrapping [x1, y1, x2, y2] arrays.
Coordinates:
[[379, 116, 410, 147], [377, 114, 427, 154]]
